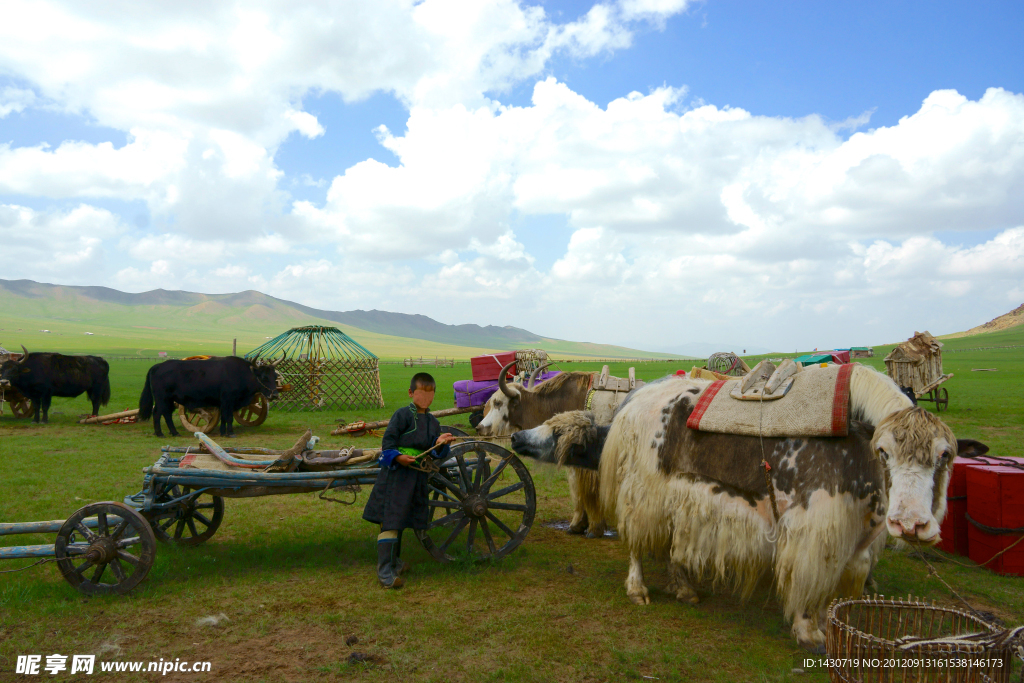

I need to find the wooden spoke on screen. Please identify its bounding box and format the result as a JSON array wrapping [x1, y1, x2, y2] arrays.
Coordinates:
[[177, 405, 221, 434], [144, 485, 223, 546], [55, 502, 156, 596], [116, 550, 143, 568], [416, 441, 536, 563], [109, 518, 131, 541], [429, 510, 465, 529], [116, 536, 142, 549], [488, 482, 525, 500], [427, 499, 462, 509], [233, 393, 269, 427], [109, 558, 127, 583], [73, 522, 98, 543], [73, 559, 95, 577], [8, 389, 33, 419], [466, 518, 478, 553], [480, 457, 511, 493], [485, 512, 516, 538], [440, 516, 471, 552], [487, 501, 528, 512], [479, 518, 498, 555]]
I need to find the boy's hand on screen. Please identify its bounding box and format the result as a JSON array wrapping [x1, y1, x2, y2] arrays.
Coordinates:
[[435, 433, 456, 446], [395, 454, 416, 466]]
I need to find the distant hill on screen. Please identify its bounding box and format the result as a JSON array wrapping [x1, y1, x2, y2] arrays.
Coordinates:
[[942, 303, 1024, 339], [0, 279, 683, 360]]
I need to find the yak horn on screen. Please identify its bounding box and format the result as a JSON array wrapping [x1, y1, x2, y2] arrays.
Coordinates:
[[497, 361, 519, 398], [19, 345, 29, 363], [528, 361, 554, 388], [269, 352, 286, 368]]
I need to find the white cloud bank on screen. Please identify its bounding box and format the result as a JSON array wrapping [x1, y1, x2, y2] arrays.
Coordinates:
[[0, 0, 1022, 351]]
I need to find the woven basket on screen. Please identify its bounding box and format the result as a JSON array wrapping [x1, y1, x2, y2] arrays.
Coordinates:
[[826, 595, 1015, 682]]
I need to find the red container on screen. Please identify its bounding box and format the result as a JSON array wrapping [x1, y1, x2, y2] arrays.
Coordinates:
[[939, 456, 1024, 556], [939, 457, 990, 555], [470, 352, 517, 382], [966, 461, 1024, 576]]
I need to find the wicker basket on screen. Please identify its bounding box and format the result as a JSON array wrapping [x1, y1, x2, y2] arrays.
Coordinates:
[[826, 595, 1016, 682]]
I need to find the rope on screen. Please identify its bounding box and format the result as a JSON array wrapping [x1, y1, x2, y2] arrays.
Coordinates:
[[755, 367, 781, 527], [0, 557, 60, 574], [912, 546, 994, 624]]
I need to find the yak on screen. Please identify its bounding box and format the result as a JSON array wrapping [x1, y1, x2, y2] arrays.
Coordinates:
[[138, 356, 281, 437], [511, 367, 988, 651], [475, 362, 613, 537], [0, 346, 110, 423]]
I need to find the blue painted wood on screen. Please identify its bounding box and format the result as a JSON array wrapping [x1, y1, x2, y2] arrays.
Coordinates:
[[0, 516, 125, 537], [0, 544, 56, 559]]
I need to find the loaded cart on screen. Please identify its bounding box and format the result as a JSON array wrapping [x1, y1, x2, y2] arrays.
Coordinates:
[[124, 430, 537, 563], [884, 331, 953, 411]]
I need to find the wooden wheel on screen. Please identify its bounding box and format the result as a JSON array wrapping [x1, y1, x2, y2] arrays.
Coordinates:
[[10, 396, 33, 418], [178, 405, 220, 434], [55, 501, 156, 595], [143, 484, 224, 546], [416, 441, 535, 563], [935, 387, 949, 412], [233, 393, 269, 427]]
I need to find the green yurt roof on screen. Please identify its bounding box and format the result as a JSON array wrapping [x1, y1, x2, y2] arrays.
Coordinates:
[[245, 326, 378, 362]]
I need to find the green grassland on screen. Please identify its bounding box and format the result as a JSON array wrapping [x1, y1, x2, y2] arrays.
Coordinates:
[[0, 329, 1022, 682]]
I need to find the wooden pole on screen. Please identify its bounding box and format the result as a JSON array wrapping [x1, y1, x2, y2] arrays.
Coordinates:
[[330, 405, 477, 436], [79, 409, 139, 424], [233, 338, 237, 356]]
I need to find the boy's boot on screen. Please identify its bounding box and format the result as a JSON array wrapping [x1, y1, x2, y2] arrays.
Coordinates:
[[376, 538, 404, 589], [392, 530, 409, 577]]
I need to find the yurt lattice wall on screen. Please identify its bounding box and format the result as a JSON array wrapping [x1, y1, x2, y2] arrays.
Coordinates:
[[246, 326, 384, 411]]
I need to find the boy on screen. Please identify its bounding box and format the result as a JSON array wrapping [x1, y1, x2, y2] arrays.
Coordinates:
[[362, 372, 456, 588]]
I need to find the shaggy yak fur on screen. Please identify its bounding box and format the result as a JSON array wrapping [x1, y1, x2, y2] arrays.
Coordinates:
[[475, 370, 610, 537], [510, 366, 988, 652]]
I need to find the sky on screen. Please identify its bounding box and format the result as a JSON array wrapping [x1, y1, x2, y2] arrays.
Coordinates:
[[1, 0, 1023, 355]]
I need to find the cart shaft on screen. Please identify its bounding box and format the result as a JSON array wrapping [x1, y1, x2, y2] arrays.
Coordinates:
[[0, 516, 124, 537], [0, 544, 56, 559]]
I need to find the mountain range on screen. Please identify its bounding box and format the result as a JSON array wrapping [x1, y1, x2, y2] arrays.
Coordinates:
[[0, 279, 683, 359]]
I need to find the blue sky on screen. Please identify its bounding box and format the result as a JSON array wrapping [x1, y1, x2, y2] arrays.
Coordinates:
[[1, 0, 1023, 354]]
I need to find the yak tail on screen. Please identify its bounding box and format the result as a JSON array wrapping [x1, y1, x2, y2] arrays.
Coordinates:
[[98, 375, 111, 407], [138, 369, 154, 421]]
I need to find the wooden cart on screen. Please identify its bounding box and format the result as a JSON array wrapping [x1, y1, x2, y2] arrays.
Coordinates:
[[123, 431, 536, 563], [0, 502, 157, 595], [884, 331, 953, 412]]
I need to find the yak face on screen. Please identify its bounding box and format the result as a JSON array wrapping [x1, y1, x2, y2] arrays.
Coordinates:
[[250, 362, 281, 401], [511, 411, 607, 471], [872, 407, 987, 544], [0, 360, 19, 386], [476, 387, 521, 436]]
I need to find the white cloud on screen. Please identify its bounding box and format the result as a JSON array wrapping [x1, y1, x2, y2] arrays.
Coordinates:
[[0, 1, 1021, 350], [0, 204, 124, 282], [0, 86, 36, 117]]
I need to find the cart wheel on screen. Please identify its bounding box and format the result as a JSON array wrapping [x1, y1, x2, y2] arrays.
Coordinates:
[[234, 393, 269, 427], [144, 484, 224, 546], [178, 405, 221, 434], [9, 393, 33, 419], [55, 501, 156, 595], [441, 425, 469, 438], [416, 441, 535, 563], [935, 387, 949, 412]]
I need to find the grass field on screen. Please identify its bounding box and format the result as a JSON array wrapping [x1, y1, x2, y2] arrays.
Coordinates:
[[1, 330, 1022, 682]]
